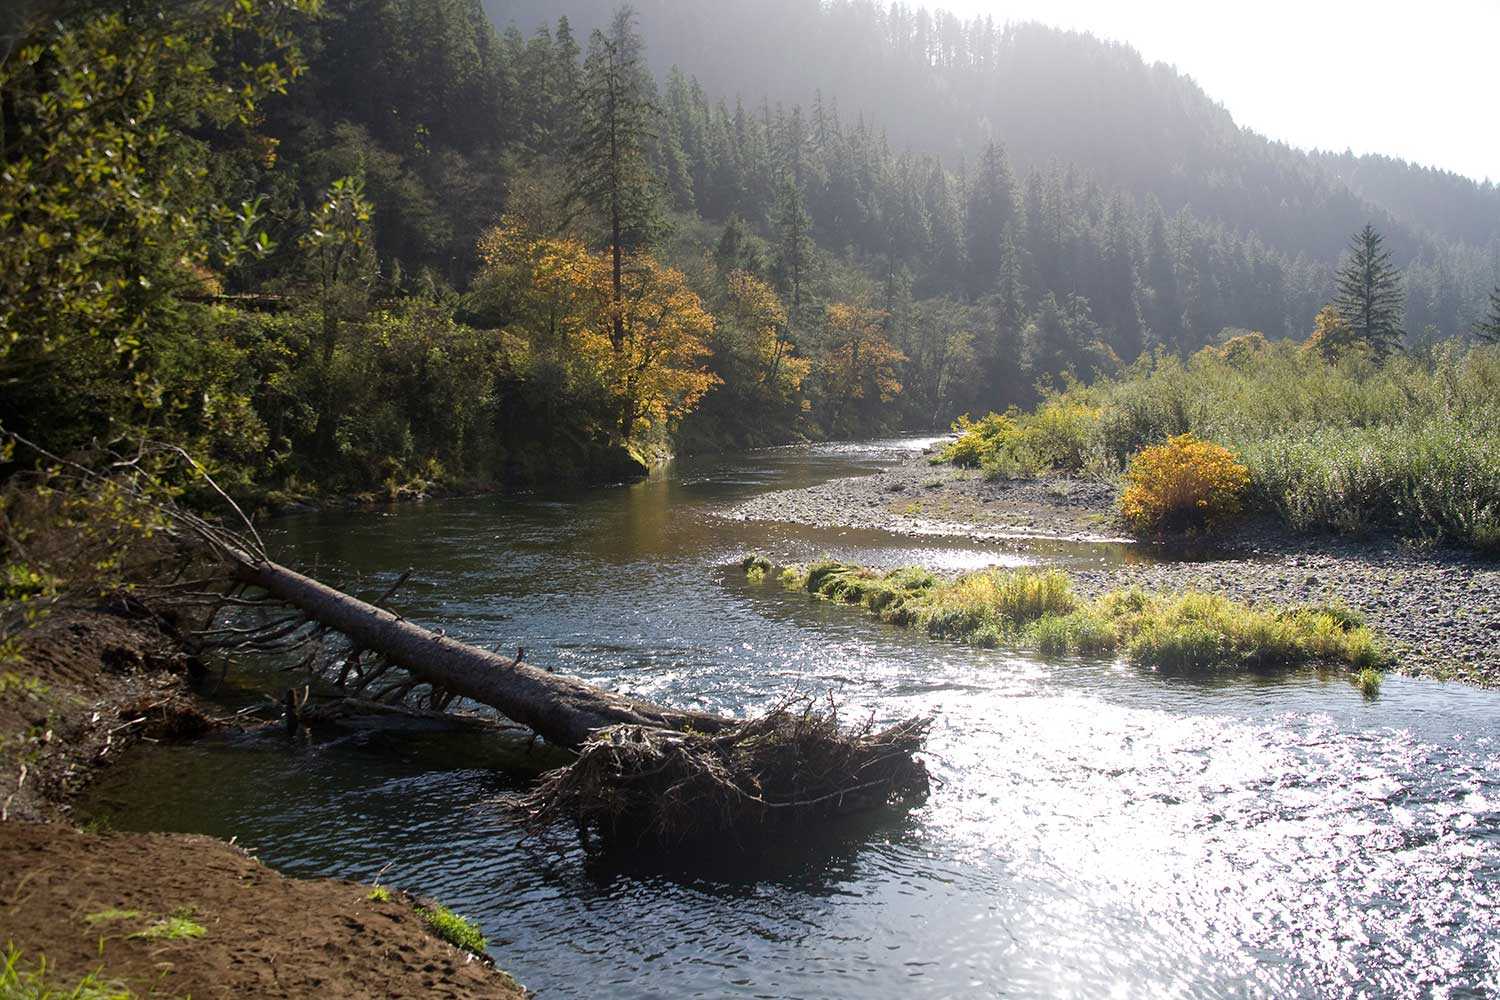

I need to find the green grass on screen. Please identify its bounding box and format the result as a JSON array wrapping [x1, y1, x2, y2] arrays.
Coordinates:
[[1, 946, 135, 1000], [1356, 668, 1384, 697], [417, 904, 486, 955], [365, 887, 392, 903], [739, 553, 773, 584], [751, 560, 1392, 677], [0, 673, 48, 699], [80, 911, 142, 928], [127, 908, 204, 942]]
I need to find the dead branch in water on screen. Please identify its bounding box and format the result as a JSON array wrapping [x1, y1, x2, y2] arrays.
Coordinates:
[[518, 699, 931, 849]]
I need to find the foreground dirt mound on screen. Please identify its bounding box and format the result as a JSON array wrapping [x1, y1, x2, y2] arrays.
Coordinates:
[[0, 822, 525, 999]]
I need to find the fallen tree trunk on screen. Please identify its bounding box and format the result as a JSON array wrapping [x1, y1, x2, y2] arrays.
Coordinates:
[[229, 552, 929, 848], [231, 555, 734, 749]]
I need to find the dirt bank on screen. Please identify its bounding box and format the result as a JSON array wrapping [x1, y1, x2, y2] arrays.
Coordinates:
[[1, 604, 205, 824], [1, 606, 528, 998], [730, 450, 1500, 685], [0, 822, 524, 999]]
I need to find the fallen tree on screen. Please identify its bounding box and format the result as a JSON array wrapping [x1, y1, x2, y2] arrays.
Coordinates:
[[231, 554, 736, 750], [3, 437, 930, 850], [226, 551, 930, 847]]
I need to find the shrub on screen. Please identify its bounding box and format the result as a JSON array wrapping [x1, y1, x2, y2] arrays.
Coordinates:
[[1120, 433, 1249, 534], [936, 405, 1102, 479], [937, 413, 1017, 468], [1242, 422, 1500, 549], [1213, 331, 1270, 368]]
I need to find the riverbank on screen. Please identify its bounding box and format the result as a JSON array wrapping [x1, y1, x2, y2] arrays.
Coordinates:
[[729, 449, 1126, 541], [1, 605, 528, 999], [729, 449, 1500, 685]]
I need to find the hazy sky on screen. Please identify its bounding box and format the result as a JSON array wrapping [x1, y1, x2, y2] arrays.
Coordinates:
[[937, 0, 1496, 183]]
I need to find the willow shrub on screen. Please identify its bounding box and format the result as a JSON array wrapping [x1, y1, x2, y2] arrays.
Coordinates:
[[1241, 421, 1500, 550], [750, 560, 1389, 674], [1044, 339, 1500, 547], [935, 402, 1102, 478]]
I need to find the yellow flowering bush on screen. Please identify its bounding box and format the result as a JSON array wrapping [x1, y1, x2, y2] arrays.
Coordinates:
[[1121, 433, 1249, 533]]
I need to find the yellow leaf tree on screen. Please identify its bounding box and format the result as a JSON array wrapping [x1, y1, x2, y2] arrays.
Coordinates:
[[819, 302, 904, 434], [477, 223, 718, 438], [716, 271, 810, 407], [1302, 305, 1360, 362], [603, 256, 721, 436]]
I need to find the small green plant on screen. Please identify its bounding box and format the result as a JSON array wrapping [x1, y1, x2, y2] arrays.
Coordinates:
[[1356, 668, 1383, 697], [0, 672, 48, 699], [129, 907, 205, 942], [739, 553, 773, 573], [365, 887, 392, 903], [82, 910, 143, 927], [80, 814, 114, 835], [418, 904, 487, 955], [0, 946, 135, 1000]]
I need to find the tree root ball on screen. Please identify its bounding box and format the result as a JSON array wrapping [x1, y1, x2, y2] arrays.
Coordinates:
[[517, 702, 931, 849]]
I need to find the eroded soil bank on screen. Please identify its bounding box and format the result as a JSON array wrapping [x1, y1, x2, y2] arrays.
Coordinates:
[[1, 606, 527, 999], [728, 449, 1500, 685]]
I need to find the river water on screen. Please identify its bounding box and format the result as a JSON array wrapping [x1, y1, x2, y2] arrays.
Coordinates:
[[86, 438, 1500, 999]]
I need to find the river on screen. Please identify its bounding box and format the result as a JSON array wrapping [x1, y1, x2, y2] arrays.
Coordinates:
[[85, 437, 1500, 999]]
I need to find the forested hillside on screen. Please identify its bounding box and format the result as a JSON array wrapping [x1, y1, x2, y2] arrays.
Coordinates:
[[492, 0, 1499, 346], [5, 0, 1498, 506]]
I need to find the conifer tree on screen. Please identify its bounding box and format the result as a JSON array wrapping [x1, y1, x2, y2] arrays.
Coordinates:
[[1477, 286, 1500, 343], [1334, 224, 1405, 359], [773, 178, 814, 331], [567, 6, 662, 351]]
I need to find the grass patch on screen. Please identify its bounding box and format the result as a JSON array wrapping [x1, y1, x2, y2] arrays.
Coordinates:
[[1, 946, 134, 1000], [739, 552, 773, 584], [128, 907, 205, 942], [418, 904, 486, 955], [1356, 668, 1383, 697], [0, 673, 48, 699], [81, 910, 143, 927], [749, 560, 1391, 677], [365, 887, 392, 903]]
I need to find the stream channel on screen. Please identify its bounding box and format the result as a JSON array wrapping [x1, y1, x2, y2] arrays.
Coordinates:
[[84, 437, 1500, 999]]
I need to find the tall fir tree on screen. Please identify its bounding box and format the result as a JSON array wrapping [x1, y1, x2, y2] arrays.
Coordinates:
[[1334, 224, 1405, 359], [1477, 286, 1500, 343], [567, 6, 663, 350], [773, 177, 814, 333], [964, 141, 1016, 297]]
